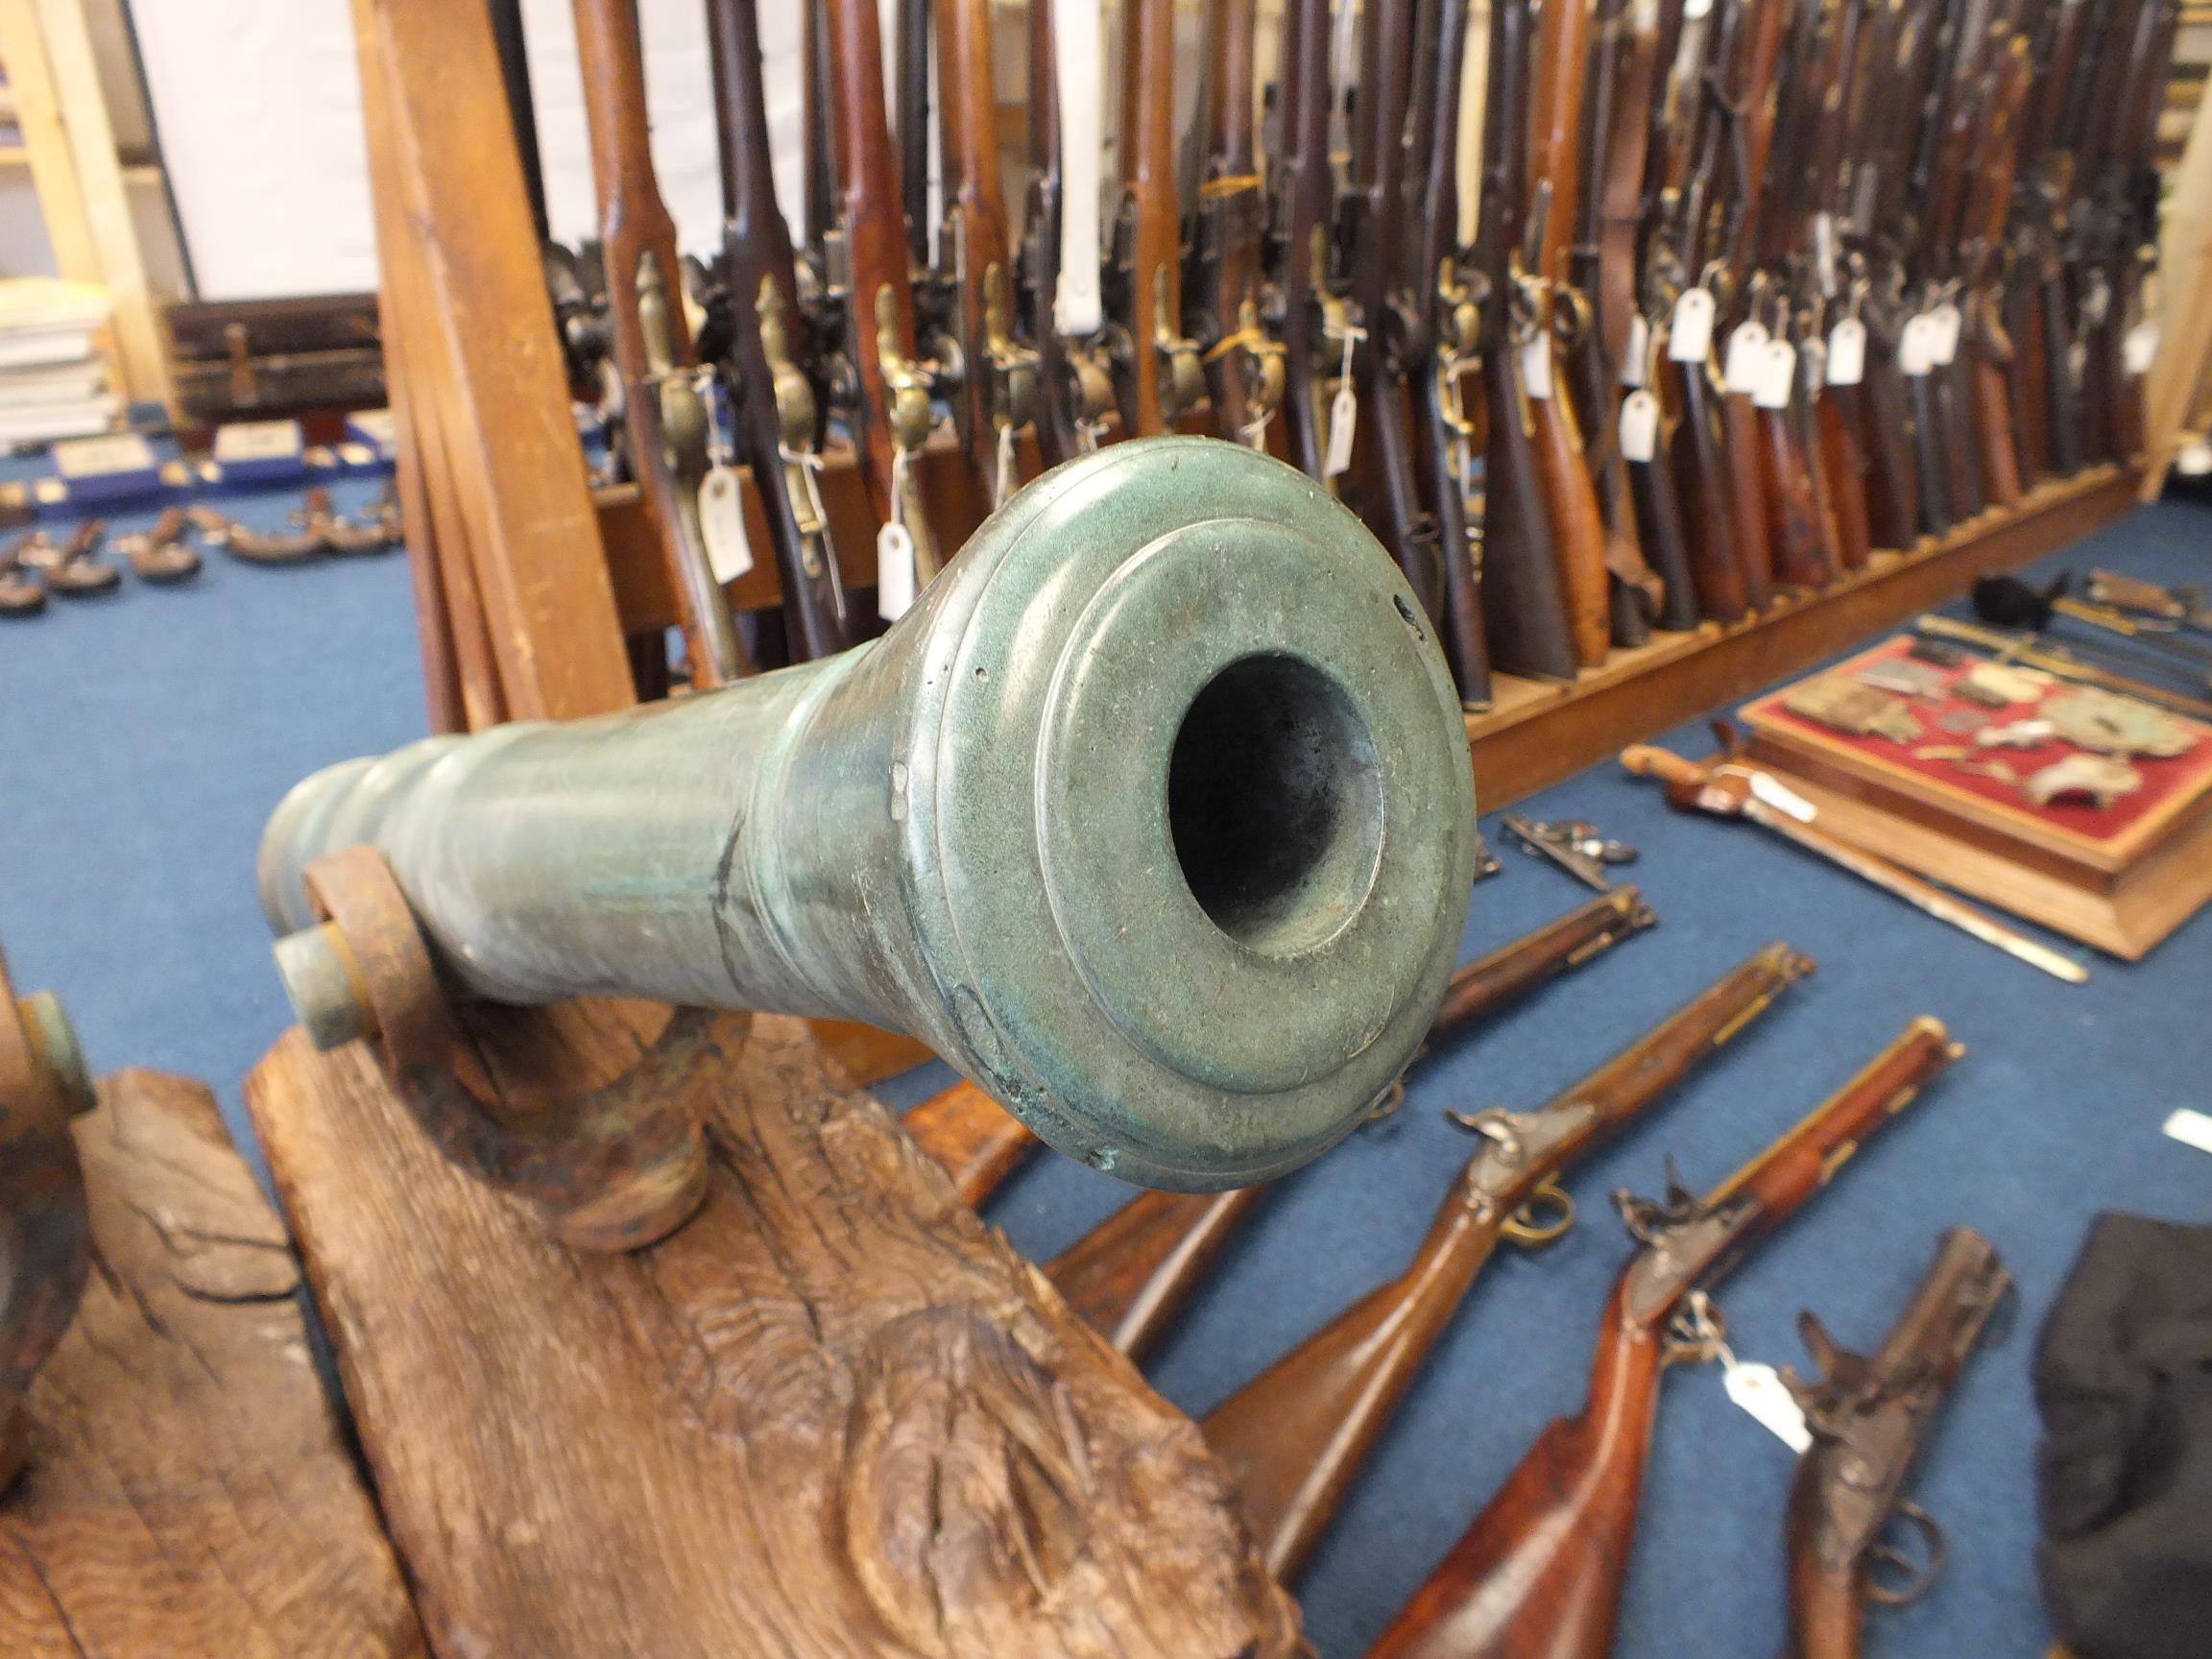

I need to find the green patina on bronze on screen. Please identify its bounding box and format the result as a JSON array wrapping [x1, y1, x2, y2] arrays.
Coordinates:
[[260, 439, 1479, 1190]]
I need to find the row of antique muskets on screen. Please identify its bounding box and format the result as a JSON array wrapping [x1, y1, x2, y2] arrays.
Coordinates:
[[541, 0, 2175, 695], [899, 890, 2013, 1656]]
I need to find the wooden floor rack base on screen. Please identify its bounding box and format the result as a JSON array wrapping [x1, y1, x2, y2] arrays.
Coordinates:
[[1465, 464, 2143, 806]]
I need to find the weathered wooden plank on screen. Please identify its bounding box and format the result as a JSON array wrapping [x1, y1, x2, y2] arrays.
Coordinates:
[[246, 1011, 1302, 1659], [0, 1070, 425, 1659]]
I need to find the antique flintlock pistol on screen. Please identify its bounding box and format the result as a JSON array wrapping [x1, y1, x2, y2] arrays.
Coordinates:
[[1783, 1225, 2012, 1659]]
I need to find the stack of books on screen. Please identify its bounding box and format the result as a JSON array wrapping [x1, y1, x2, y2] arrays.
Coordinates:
[[0, 278, 120, 449]]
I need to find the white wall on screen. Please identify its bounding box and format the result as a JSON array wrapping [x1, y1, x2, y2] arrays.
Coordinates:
[[126, 0, 814, 301]]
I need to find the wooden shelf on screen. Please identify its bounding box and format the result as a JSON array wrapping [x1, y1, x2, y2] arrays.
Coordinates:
[[1464, 464, 2144, 809]]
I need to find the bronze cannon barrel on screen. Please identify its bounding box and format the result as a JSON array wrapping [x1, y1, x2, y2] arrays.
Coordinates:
[[260, 440, 1480, 1189]]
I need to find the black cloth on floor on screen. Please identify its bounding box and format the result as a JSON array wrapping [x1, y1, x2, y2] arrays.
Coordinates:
[[2035, 1212, 2212, 1659]]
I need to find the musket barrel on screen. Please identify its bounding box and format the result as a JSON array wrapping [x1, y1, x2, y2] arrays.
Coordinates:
[[260, 440, 1481, 1191]]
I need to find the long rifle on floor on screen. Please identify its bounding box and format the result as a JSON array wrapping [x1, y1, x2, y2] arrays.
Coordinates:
[[571, 0, 749, 685], [704, 0, 855, 661], [1205, 941, 1814, 1584], [1020, 0, 1119, 469], [806, 0, 943, 612], [905, 891, 1656, 1332], [1107, 0, 1205, 438], [1044, 888, 1660, 1363], [1368, 1019, 1963, 1659]]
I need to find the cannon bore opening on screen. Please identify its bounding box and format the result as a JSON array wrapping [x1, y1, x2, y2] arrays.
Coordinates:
[[1166, 654, 1383, 957]]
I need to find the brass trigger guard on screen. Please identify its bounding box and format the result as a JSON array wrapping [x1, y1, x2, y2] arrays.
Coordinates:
[[1502, 1174, 1575, 1246], [1864, 1500, 1947, 1606]]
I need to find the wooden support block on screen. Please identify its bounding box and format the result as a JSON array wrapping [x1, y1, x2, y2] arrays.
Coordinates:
[[245, 1012, 1302, 1659], [0, 1070, 425, 1658]]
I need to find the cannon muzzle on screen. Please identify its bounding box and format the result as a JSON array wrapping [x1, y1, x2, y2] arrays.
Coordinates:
[[259, 440, 1479, 1189]]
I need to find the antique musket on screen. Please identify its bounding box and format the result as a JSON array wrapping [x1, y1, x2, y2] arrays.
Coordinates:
[[1784, 1226, 2012, 1659], [915, 0, 1041, 511], [0, 947, 94, 1490], [807, 0, 943, 597], [907, 887, 1660, 1208], [1269, 0, 1355, 484], [1184, 0, 1286, 447], [1621, 740, 2089, 984], [704, 0, 855, 660], [1019, 0, 1119, 468], [1043, 889, 1662, 1361], [1404, 0, 1498, 706], [1106, 0, 1205, 438], [1368, 1018, 1962, 1659], [1205, 940, 1815, 1583], [571, 0, 747, 685], [1341, 0, 1451, 629], [1525, 0, 1620, 669], [259, 441, 1481, 1191], [1476, 0, 1581, 681]]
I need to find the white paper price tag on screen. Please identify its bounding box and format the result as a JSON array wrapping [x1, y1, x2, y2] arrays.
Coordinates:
[[876, 521, 917, 622], [698, 465, 755, 584], [1724, 322, 1771, 393], [1670, 288, 1717, 362], [1929, 302, 1962, 366], [1323, 384, 1359, 476], [1753, 339, 1798, 410], [2125, 322, 2161, 376], [1685, 0, 1714, 16], [1521, 337, 1553, 400], [2164, 1108, 2212, 1156], [1623, 314, 1651, 388], [1899, 314, 1936, 377], [1827, 317, 1867, 386], [1620, 390, 1660, 463], [1723, 1358, 1814, 1453]]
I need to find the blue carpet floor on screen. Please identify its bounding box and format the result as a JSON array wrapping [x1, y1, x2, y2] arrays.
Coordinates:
[[4, 479, 2208, 1657]]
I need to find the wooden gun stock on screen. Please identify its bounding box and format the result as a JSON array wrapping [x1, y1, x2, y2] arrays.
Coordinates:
[[572, 0, 748, 685], [1368, 1306, 1665, 1659], [1046, 1187, 1267, 1361], [1721, 391, 1778, 606], [1670, 360, 1753, 622], [1760, 401, 1834, 589], [1815, 390, 1874, 572]]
